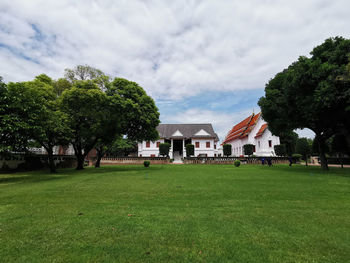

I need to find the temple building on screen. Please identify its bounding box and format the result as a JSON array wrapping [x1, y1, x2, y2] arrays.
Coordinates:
[[223, 112, 280, 156]]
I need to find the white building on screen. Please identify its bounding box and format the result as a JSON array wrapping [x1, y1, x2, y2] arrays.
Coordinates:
[[138, 124, 220, 158], [223, 112, 280, 156]]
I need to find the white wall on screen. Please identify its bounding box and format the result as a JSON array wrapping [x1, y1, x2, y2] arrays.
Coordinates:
[[192, 138, 216, 157], [138, 139, 164, 157], [226, 116, 280, 157], [138, 138, 218, 158]]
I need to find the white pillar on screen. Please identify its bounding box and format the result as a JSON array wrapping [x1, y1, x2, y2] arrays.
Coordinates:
[[183, 138, 185, 158], [170, 139, 173, 159]]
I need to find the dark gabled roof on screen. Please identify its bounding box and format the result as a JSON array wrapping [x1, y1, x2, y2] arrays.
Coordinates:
[[157, 124, 219, 141]]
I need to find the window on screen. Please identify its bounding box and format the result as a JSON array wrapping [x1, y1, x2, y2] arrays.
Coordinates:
[[195, 142, 200, 148], [268, 140, 272, 147], [214, 144, 216, 149], [206, 142, 210, 148], [146, 141, 150, 148], [150, 154, 155, 157], [258, 141, 260, 148], [139, 154, 142, 157], [157, 142, 160, 148]]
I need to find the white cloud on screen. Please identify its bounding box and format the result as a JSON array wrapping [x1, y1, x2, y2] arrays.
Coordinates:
[[162, 108, 253, 142], [0, 0, 349, 100]]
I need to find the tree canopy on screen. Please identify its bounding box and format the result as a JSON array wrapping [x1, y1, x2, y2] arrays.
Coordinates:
[[259, 37, 350, 170]]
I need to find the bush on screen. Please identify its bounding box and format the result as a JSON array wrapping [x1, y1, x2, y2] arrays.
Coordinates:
[[223, 144, 232, 156], [234, 160, 241, 167], [143, 161, 150, 167], [186, 144, 194, 157], [243, 144, 255, 156], [292, 154, 302, 162], [159, 143, 170, 157], [274, 144, 286, 156]]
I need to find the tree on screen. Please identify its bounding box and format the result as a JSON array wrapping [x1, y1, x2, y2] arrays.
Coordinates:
[[223, 144, 232, 157], [0, 76, 71, 173], [279, 131, 298, 156], [106, 137, 136, 157], [106, 78, 160, 143], [296, 138, 311, 166], [274, 144, 286, 156], [64, 65, 110, 90], [186, 144, 194, 157], [159, 143, 170, 157], [243, 144, 255, 156], [331, 134, 348, 168], [59, 81, 110, 170], [259, 37, 350, 170], [26, 77, 71, 173], [0, 80, 33, 152]]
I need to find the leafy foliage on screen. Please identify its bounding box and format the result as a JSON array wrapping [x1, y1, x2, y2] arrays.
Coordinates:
[[186, 144, 194, 157], [223, 144, 232, 157], [258, 37, 350, 169], [234, 160, 241, 167], [274, 144, 286, 156], [143, 160, 150, 167], [243, 144, 255, 156], [159, 143, 170, 157], [296, 138, 311, 165]]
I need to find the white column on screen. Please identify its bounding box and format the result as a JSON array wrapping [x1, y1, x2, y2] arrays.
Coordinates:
[[170, 139, 173, 159], [183, 138, 185, 158]]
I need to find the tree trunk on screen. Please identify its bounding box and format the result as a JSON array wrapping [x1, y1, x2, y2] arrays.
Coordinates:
[[316, 135, 329, 170], [47, 147, 56, 173], [305, 155, 308, 166], [76, 154, 85, 170], [95, 147, 106, 168], [95, 155, 102, 168]]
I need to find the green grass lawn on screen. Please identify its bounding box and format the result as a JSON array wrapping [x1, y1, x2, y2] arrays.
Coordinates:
[[0, 164, 350, 263]]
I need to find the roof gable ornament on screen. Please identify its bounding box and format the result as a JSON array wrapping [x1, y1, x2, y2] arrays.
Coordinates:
[[172, 130, 183, 137], [195, 129, 210, 136]]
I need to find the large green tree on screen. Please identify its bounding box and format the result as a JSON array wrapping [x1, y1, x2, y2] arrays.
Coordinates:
[[259, 37, 350, 170], [25, 76, 72, 173], [0, 76, 71, 172], [60, 81, 111, 170]]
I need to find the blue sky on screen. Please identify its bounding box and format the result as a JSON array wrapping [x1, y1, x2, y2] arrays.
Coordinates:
[[1, 0, 350, 140]]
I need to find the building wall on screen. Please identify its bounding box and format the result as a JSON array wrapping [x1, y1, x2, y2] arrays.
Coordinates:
[[138, 139, 164, 157], [138, 138, 218, 158], [226, 116, 280, 157], [192, 138, 216, 157]]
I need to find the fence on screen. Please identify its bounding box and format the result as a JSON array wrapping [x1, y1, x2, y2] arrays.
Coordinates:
[[98, 157, 170, 166], [184, 156, 291, 165]]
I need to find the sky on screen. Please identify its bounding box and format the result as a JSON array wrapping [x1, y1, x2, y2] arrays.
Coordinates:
[[1, 0, 350, 141]]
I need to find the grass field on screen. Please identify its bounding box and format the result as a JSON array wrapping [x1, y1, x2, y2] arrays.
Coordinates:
[[0, 164, 350, 263]]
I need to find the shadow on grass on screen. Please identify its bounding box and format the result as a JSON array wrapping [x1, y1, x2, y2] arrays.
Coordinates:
[[0, 165, 166, 185], [259, 164, 350, 178]]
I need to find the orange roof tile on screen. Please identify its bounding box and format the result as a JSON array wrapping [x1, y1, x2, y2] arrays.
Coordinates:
[[223, 112, 261, 144], [254, 123, 268, 138]]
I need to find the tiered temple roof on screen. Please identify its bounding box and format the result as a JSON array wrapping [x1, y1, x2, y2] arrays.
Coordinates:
[[223, 112, 268, 144]]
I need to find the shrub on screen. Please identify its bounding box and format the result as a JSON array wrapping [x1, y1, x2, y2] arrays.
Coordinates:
[[243, 144, 255, 156], [159, 143, 170, 157], [234, 160, 241, 167], [143, 161, 150, 167], [223, 144, 232, 156], [274, 144, 286, 156], [186, 144, 194, 157], [292, 153, 302, 162]]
